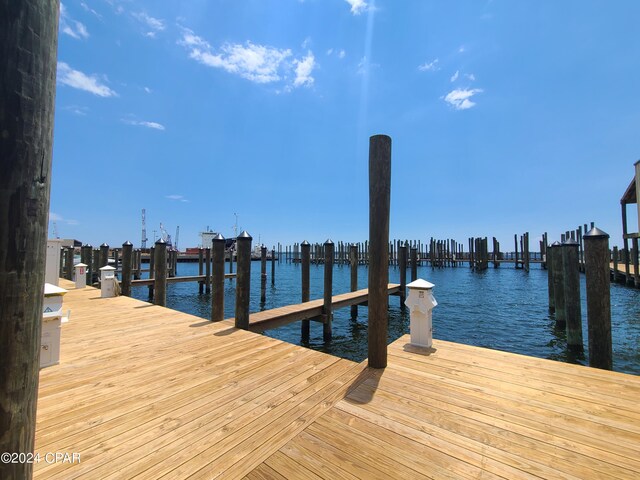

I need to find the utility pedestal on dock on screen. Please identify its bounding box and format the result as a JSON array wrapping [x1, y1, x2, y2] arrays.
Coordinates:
[[405, 279, 437, 348]]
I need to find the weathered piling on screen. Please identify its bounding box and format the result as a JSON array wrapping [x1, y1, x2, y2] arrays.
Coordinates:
[[551, 241, 566, 327], [64, 247, 74, 280], [205, 247, 211, 293], [121, 241, 133, 297], [399, 243, 407, 309], [92, 248, 100, 283], [0, 2, 58, 473], [301, 240, 311, 340], [271, 247, 275, 285], [323, 240, 335, 342], [633, 238, 640, 288], [211, 234, 225, 322], [148, 246, 155, 299], [113, 248, 119, 273], [81, 244, 92, 286], [523, 232, 530, 272], [350, 243, 358, 318], [410, 246, 417, 281], [613, 246, 620, 282], [261, 245, 267, 304], [368, 134, 391, 369], [153, 239, 168, 307], [134, 249, 141, 280], [547, 242, 555, 313], [513, 235, 519, 269], [235, 231, 252, 330], [584, 228, 612, 370], [198, 248, 204, 294], [100, 243, 109, 269], [561, 239, 583, 350]]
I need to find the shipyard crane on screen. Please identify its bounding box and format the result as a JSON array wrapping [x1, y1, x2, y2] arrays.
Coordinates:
[[141, 209, 148, 248], [174, 226, 180, 252], [159, 222, 172, 248]]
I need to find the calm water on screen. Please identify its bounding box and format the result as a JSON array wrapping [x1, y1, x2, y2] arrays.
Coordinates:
[[130, 260, 640, 375]]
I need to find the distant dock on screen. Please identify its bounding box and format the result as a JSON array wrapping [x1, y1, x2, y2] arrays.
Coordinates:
[[35, 280, 640, 479]]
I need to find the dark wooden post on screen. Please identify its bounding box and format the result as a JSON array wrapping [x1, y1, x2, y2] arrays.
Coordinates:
[[398, 243, 407, 309], [584, 228, 612, 370], [81, 244, 92, 286], [121, 241, 133, 297], [229, 245, 234, 275], [148, 246, 155, 299], [368, 134, 391, 369], [301, 240, 311, 340], [0, 2, 58, 475], [92, 248, 100, 283], [513, 234, 519, 269], [551, 241, 566, 327], [64, 247, 74, 280], [134, 249, 141, 280], [323, 239, 334, 342], [622, 203, 631, 283], [271, 247, 276, 285], [613, 246, 620, 283], [410, 247, 417, 281], [350, 243, 358, 318], [547, 242, 555, 313], [561, 239, 583, 351], [260, 245, 267, 304], [153, 239, 168, 306], [205, 247, 211, 293], [198, 247, 204, 294], [100, 243, 109, 269], [633, 238, 640, 288], [235, 231, 252, 330], [211, 234, 225, 321], [524, 232, 530, 272]]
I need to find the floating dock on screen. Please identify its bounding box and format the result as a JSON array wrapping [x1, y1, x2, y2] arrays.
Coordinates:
[[34, 280, 640, 479]]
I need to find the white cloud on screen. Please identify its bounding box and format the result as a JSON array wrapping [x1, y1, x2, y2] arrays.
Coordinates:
[[293, 52, 315, 87], [132, 12, 165, 37], [179, 29, 314, 88], [144, 86, 152, 93], [443, 88, 483, 110], [458, 45, 466, 53], [49, 212, 79, 226], [166, 194, 188, 203], [301, 37, 312, 49], [60, 3, 90, 40], [465, 73, 476, 81], [122, 119, 166, 130], [418, 58, 439, 72], [326, 48, 333, 56], [63, 105, 89, 116], [345, 0, 368, 15], [450, 70, 459, 82], [57, 62, 117, 97], [338, 49, 346, 59], [80, 2, 101, 18]]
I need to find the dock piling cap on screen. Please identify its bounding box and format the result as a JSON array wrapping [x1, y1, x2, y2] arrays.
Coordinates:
[[407, 279, 435, 290], [213, 233, 225, 241], [301, 240, 310, 246], [551, 241, 561, 247], [562, 238, 579, 246], [324, 239, 334, 246], [155, 238, 166, 245], [123, 240, 133, 246], [584, 227, 609, 239], [237, 231, 252, 240]]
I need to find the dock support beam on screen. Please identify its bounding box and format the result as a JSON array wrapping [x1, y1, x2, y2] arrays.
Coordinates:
[[350, 244, 358, 318], [211, 234, 225, 321], [271, 247, 276, 285], [235, 231, 252, 330], [584, 228, 612, 370], [205, 247, 211, 293], [547, 243, 555, 313], [153, 239, 167, 306], [368, 134, 391, 369], [301, 240, 311, 340], [323, 239, 334, 342], [561, 239, 583, 351], [0, 2, 58, 477], [198, 248, 204, 294], [398, 243, 407, 309], [551, 241, 565, 327], [121, 241, 133, 297], [261, 245, 267, 304]]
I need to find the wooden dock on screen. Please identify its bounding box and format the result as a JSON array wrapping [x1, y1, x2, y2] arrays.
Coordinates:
[[34, 281, 640, 479], [248, 284, 400, 332]]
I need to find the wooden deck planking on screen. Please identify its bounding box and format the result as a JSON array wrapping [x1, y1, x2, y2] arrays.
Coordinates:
[[35, 281, 640, 479], [246, 284, 400, 332]]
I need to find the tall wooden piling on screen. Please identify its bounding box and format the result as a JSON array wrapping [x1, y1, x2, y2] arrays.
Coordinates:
[[301, 240, 311, 340], [92, 248, 100, 283], [121, 241, 133, 297], [198, 248, 204, 294], [561, 239, 583, 350], [323, 240, 335, 342], [153, 239, 168, 307], [211, 234, 226, 322], [205, 247, 211, 293], [633, 238, 640, 288], [0, 2, 58, 474], [81, 244, 92, 286], [64, 247, 74, 280], [235, 231, 252, 330], [410, 247, 418, 281], [148, 246, 155, 299], [261, 245, 267, 304], [350, 243, 358, 318], [584, 228, 612, 370], [524, 232, 530, 272], [399, 243, 407, 309], [613, 246, 620, 283], [368, 134, 391, 369], [513, 235, 519, 269], [100, 243, 109, 269], [547, 242, 555, 313], [551, 241, 566, 327]]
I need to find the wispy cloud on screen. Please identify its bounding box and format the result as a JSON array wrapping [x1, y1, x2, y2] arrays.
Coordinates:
[[465, 73, 476, 81], [132, 12, 165, 37], [327, 48, 346, 59], [63, 105, 89, 116], [418, 58, 439, 72], [144, 86, 152, 93], [450, 70, 459, 82], [338, 49, 346, 59], [57, 62, 117, 97], [345, 0, 368, 15], [166, 194, 189, 203], [357, 56, 379, 75], [293, 52, 315, 87], [49, 212, 79, 226], [122, 118, 166, 130], [80, 2, 101, 18], [443, 88, 483, 110], [60, 3, 89, 40], [179, 28, 315, 89]]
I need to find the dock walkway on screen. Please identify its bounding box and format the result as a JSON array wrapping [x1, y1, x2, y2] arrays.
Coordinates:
[[34, 281, 640, 479]]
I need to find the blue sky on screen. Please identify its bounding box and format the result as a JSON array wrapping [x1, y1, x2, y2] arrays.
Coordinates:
[[51, 0, 640, 250]]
